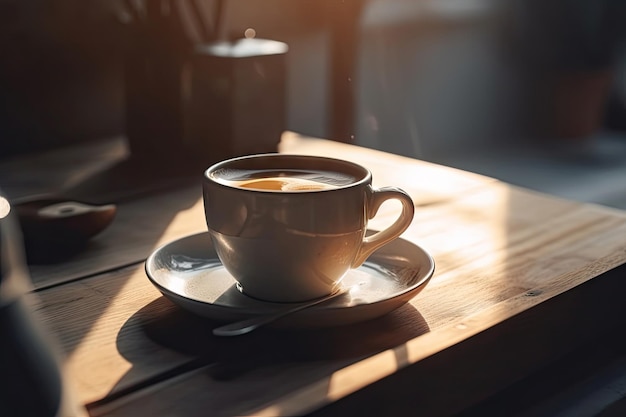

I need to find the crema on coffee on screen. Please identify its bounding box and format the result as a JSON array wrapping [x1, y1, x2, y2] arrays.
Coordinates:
[[212, 169, 357, 191]]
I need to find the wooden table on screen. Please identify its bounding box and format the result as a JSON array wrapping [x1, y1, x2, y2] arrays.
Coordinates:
[[7, 132, 626, 416]]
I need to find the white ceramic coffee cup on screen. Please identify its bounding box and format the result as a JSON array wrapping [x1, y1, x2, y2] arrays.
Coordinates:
[[203, 154, 415, 302]]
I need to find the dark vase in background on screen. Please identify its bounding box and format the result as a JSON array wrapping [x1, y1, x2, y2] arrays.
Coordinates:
[[0, 193, 86, 417]]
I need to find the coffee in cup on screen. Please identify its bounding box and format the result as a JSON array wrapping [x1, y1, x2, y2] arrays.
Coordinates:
[[213, 168, 356, 191], [203, 154, 415, 303]]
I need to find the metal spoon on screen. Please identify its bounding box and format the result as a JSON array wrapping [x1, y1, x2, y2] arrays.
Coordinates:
[[212, 288, 348, 337]]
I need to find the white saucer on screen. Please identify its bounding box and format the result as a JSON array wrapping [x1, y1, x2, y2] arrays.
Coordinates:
[[145, 231, 435, 328]]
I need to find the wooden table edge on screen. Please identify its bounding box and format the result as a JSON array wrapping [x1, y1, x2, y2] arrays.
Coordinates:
[[250, 256, 626, 416]]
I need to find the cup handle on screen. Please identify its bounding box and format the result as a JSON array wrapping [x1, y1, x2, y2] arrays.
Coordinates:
[[352, 186, 415, 268]]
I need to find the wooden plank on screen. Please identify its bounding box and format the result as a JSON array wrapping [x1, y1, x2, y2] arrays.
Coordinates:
[[33, 179, 626, 413], [30, 263, 191, 405], [33, 260, 426, 407], [304, 263, 626, 417], [84, 234, 626, 417], [279, 132, 499, 205]]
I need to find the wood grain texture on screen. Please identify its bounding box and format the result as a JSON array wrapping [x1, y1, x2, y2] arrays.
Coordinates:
[[24, 133, 626, 416]]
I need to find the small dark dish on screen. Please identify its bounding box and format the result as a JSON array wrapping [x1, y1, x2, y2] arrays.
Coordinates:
[[13, 197, 116, 264]]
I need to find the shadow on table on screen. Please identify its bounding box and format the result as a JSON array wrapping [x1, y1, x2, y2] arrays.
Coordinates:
[[114, 296, 429, 387], [25, 144, 207, 368], [63, 154, 208, 206], [17, 136, 206, 267]]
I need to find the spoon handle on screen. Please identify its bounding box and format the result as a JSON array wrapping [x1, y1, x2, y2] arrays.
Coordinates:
[[212, 289, 346, 337]]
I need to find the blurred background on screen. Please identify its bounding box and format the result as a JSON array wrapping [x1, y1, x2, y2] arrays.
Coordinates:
[[1, 0, 626, 208]]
